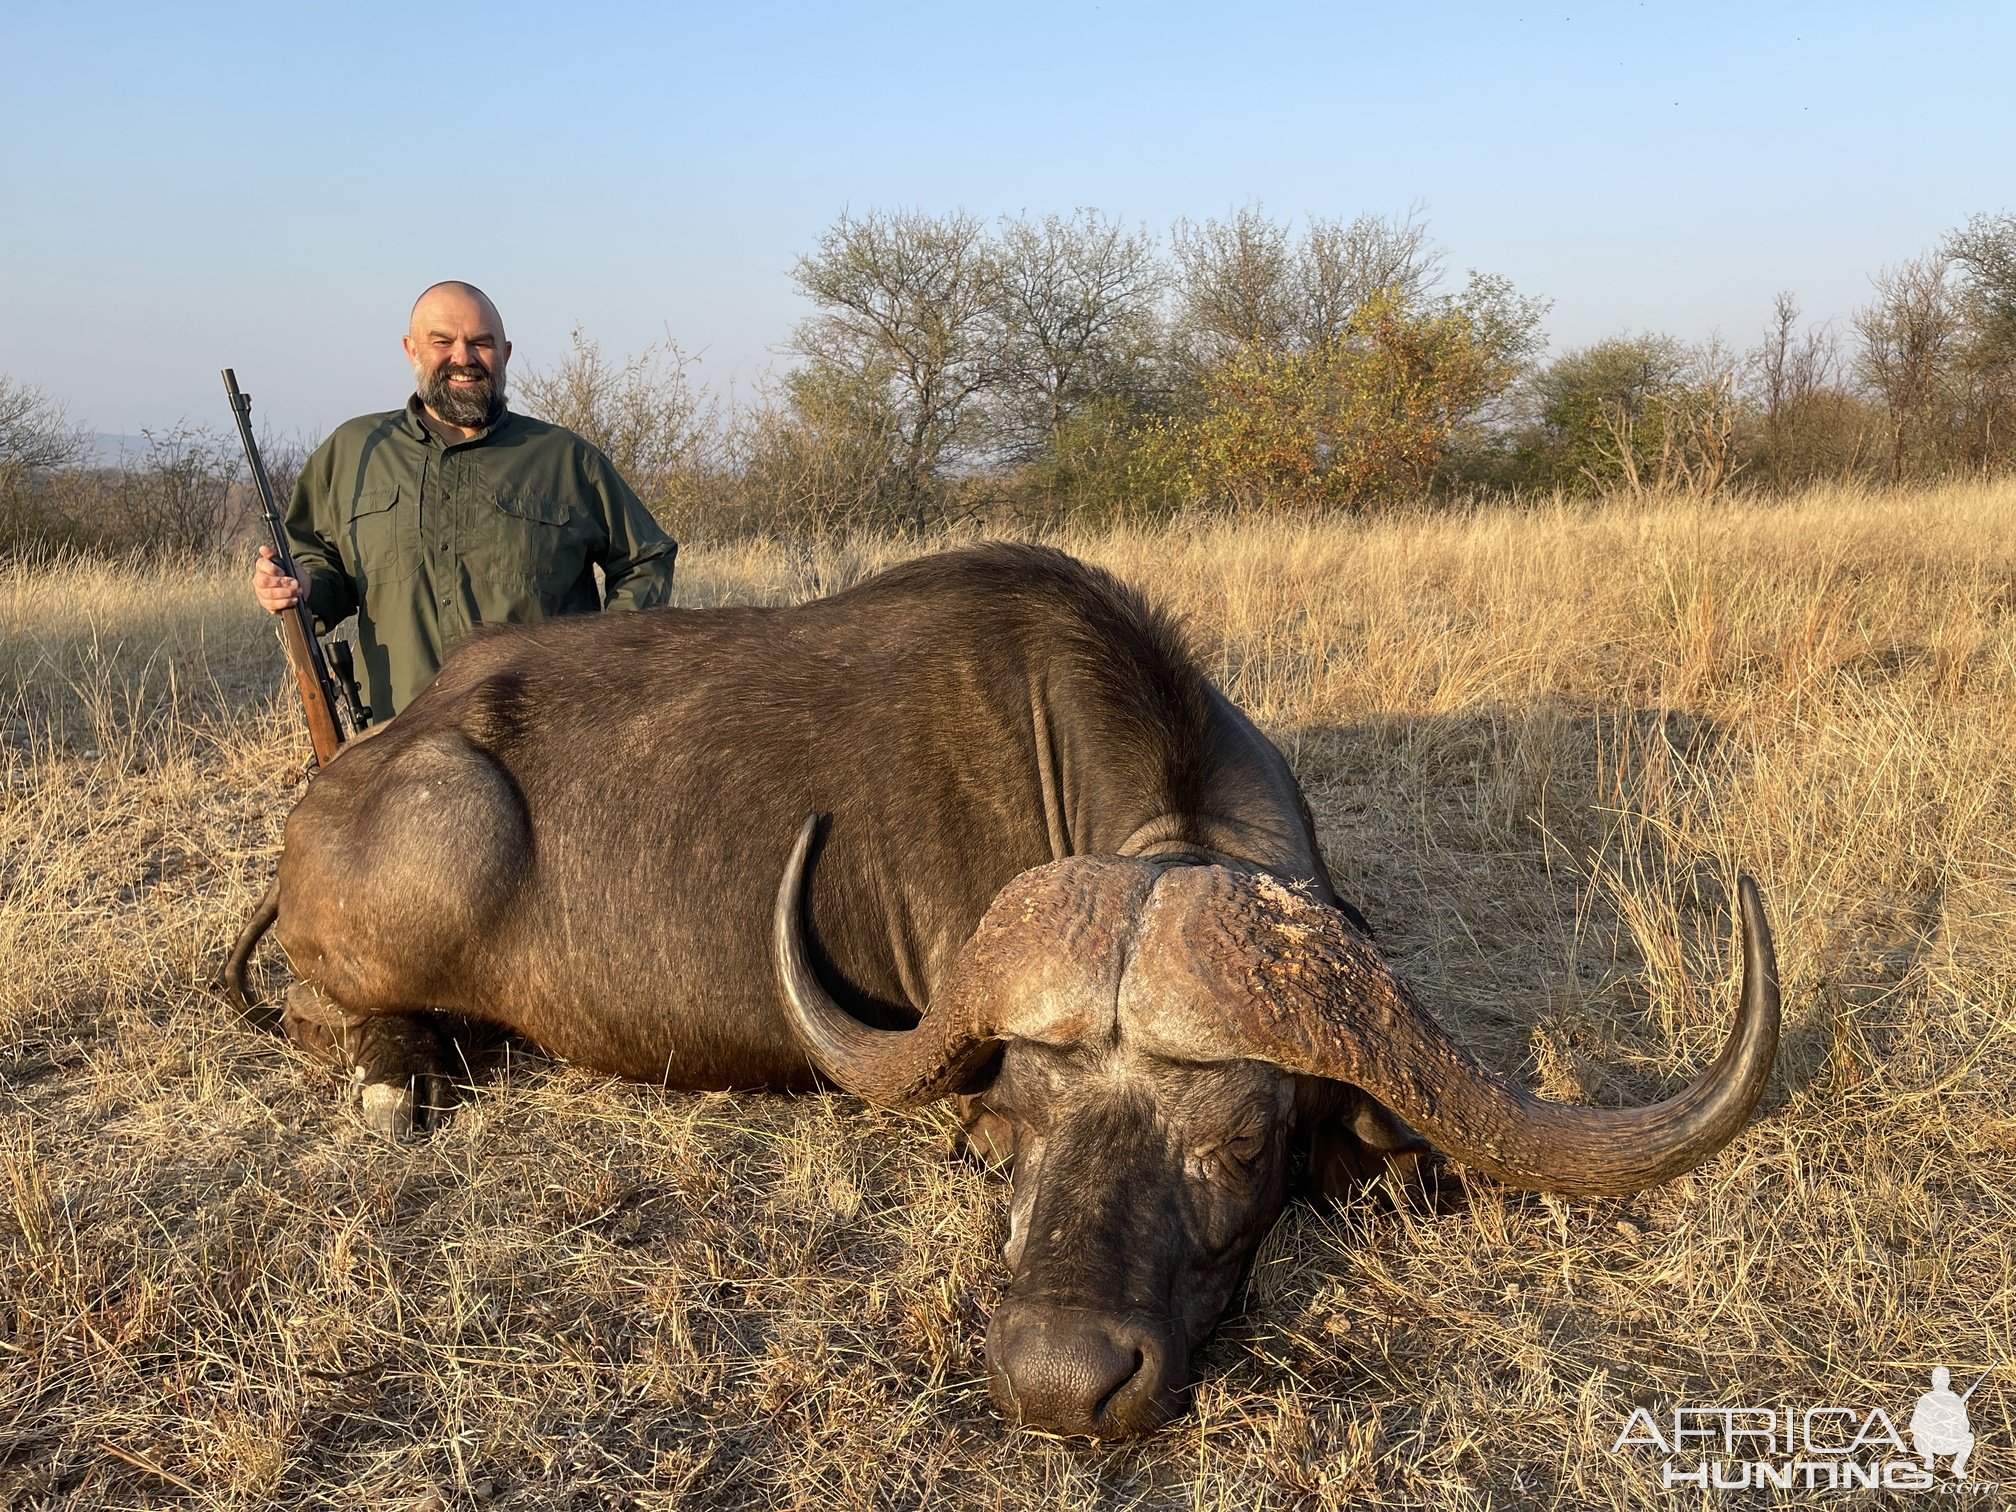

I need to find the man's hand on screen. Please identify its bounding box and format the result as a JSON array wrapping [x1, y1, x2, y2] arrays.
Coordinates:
[[253, 546, 306, 614]]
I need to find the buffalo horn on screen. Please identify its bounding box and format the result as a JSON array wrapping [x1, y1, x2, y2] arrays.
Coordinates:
[[1134, 867, 1779, 1197], [772, 815, 1005, 1107]]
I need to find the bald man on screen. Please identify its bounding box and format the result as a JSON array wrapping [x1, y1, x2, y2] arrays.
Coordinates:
[[251, 281, 676, 720]]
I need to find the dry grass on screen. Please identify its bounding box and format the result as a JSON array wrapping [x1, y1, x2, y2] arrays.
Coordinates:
[[3, 479, 2014, 1508]]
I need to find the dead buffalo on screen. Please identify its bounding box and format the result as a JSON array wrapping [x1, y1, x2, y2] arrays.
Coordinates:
[[228, 543, 1779, 1439]]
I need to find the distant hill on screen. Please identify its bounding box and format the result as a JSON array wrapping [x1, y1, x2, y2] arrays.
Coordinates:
[[89, 433, 150, 465]]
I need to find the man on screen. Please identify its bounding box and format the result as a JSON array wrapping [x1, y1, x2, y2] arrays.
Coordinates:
[[252, 281, 676, 720]]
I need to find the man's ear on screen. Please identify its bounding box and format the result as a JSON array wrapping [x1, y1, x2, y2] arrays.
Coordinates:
[[1301, 1086, 1442, 1207], [951, 1093, 1017, 1175]]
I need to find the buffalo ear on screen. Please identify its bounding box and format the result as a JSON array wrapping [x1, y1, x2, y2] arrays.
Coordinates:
[[1301, 1087, 1447, 1208], [951, 1094, 1018, 1176]]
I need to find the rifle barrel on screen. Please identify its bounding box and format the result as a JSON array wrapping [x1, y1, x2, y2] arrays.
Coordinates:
[[222, 369, 347, 765], [1961, 1360, 2001, 1402], [222, 369, 299, 571]]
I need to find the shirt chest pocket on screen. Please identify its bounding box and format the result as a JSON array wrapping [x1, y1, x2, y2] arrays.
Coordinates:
[[345, 486, 416, 586], [481, 491, 588, 592]]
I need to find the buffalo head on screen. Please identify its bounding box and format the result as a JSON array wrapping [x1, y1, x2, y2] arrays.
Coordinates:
[[772, 817, 1779, 1438]]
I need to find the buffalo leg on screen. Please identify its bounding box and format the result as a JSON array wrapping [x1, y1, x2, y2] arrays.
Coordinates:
[[271, 727, 529, 1134], [282, 984, 459, 1137]]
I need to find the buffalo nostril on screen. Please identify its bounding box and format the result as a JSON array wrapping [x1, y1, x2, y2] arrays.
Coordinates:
[[988, 1302, 1185, 1438], [1089, 1346, 1146, 1426]]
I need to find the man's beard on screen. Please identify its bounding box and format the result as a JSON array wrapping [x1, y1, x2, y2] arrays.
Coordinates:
[[416, 361, 505, 428]]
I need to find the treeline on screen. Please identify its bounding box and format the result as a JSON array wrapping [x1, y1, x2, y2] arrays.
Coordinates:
[[531, 206, 1551, 535], [532, 204, 2016, 537], [4, 205, 2013, 553], [0, 381, 309, 556]]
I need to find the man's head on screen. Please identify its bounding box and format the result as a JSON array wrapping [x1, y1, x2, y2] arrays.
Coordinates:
[[1934, 1367, 1952, 1392], [404, 281, 510, 431]]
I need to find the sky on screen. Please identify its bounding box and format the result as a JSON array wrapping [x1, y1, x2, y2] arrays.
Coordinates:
[[2, 0, 2011, 439]]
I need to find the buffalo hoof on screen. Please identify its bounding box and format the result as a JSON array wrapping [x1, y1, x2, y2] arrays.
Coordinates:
[[359, 1081, 418, 1138], [355, 1067, 457, 1137]]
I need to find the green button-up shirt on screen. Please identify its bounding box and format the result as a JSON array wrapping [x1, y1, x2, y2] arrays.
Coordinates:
[[286, 399, 677, 719]]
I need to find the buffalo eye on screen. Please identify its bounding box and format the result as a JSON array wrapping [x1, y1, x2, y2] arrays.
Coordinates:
[[1198, 1130, 1270, 1185]]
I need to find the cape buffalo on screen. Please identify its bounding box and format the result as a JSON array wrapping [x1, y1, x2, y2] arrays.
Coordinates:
[[228, 543, 1779, 1439]]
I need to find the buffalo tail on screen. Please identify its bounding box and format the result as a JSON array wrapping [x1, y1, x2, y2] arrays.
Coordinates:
[[223, 877, 281, 1023]]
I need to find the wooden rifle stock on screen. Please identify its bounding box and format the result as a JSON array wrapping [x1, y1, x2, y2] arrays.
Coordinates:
[[278, 609, 345, 766], [222, 368, 352, 770]]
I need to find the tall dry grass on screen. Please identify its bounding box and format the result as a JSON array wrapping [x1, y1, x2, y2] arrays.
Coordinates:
[[2, 479, 2012, 1508]]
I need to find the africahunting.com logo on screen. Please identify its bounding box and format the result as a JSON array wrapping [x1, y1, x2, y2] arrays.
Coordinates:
[[1611, 1364, 1998, 1493]]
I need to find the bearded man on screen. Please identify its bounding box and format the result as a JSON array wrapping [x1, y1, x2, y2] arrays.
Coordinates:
[[250, 281, 676, 721]]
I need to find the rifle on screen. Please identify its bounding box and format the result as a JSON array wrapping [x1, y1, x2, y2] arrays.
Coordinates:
[[1961, 1359, 2003, 1403], [221, 369, 367, 769]]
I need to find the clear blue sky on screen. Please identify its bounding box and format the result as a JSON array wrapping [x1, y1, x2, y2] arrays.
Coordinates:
[[3, 0, 2010, 438]]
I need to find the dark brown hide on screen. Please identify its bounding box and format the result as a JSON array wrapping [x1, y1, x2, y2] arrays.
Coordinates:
[[251, 544, 1337, 1091]]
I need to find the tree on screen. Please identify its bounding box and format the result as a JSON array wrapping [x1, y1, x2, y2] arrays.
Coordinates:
[[1520, 335, 1690, 489], [0, 376, 95, 553], [516, 327, 715, 511], [1154, 291, 1517, 512], [1944, 212, 2016, 464], [1169, 206, 1447, 370], [731, 360, 903, 537], [790, 208, 1004, 528], [1746, 293, 1876, 487], [1514, 335, 1745, 496], [1011, 395, 1187, 528], [0, 376, 89, 472], [1755, 292, 1830, 482], [1854, 255, 1963, 481], [1449, 272, 1550, 387], [117, 424, 241, 550], [1947, 212, 2016, 358], [990, 209, 1163, 459], [1295, 207, 1442, 348], [1169, 206, 1296, 365]]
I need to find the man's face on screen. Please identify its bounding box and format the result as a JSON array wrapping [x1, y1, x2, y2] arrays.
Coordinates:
[[404, 290, 510, 429]]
